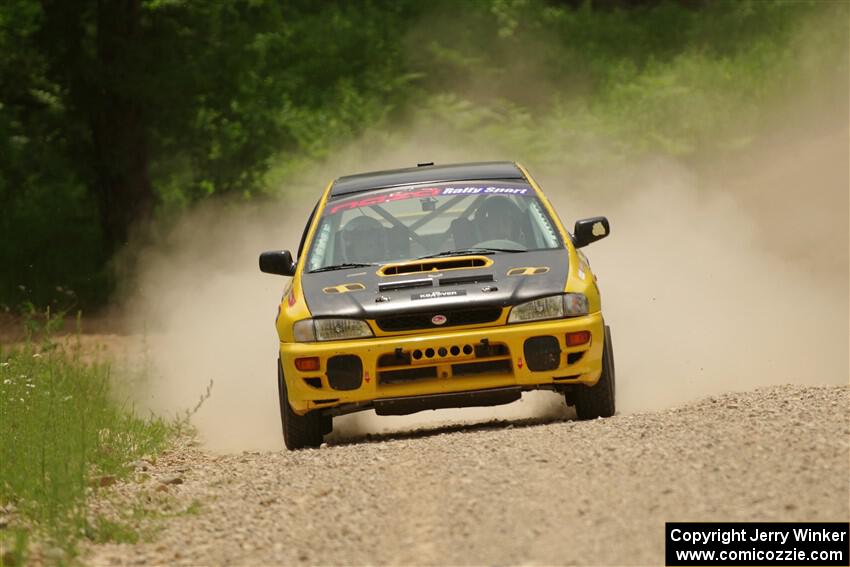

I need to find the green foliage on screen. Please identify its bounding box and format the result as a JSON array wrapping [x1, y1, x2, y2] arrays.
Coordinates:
[[0, 0, 846, 307], [0, 0, 111, 307], [261, 0, 848, 186], [140, 0, 419, 203], [0, 330, 176, 562], [400, 0, 845, 164], [0, 182, 108, 309]]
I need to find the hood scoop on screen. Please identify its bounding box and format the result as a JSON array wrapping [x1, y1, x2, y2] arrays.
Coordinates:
[[378, 278, 433, 292], [439, 274, 494, 286], [380, 255, 492, 276]]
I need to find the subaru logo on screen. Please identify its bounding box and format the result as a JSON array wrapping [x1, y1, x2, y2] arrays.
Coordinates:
[[431, 314, 447, 325]]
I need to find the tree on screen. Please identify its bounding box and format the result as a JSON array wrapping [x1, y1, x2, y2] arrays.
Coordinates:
[[18, 0, 154, 255]]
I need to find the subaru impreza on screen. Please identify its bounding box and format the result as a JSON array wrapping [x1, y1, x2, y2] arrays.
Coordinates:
[[260, 161, 614, 449]]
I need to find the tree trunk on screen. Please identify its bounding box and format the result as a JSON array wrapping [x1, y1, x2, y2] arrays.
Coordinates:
[[89, 0, 154, 254]]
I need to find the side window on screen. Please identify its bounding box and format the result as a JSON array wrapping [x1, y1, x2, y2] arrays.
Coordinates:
[[308, 219, 334, 271], [297, 199, 321, 261], [528, 200, 560, 248]]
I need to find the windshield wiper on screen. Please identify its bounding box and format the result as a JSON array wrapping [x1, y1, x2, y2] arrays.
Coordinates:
[[309, 262, 375, 273], [416, 247, 524, 260]]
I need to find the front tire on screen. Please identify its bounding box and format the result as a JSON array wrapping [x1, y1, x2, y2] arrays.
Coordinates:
[[278, 359, 331, 450], [574, 325, 616, 419]]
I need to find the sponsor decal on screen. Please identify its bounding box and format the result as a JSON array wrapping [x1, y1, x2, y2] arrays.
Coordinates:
[[329, 187, 441, 214], [412, 289, 467, 300], [431, 314, 447, 325], [327, 185, 531, 214], [441, 186, 528, 195], [592, 221, 607, 236]]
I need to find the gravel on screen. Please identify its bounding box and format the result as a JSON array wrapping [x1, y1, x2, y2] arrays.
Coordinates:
[[85, 384, 849, 566]]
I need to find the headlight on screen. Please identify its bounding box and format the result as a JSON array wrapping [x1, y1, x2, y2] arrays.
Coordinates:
[[292, 318, 373, 342], [507, 293, 588, 323], [508, 295, 564, 323], [563, 293, 589, 316]]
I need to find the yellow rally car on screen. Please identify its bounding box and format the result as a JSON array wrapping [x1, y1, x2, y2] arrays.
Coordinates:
[[260, 161, 614, 449]]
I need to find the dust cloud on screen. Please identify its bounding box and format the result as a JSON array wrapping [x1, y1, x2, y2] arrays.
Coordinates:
[[123, 202, 311, 451], [546, 130, 849, 414], [120, 107, 847, 452]]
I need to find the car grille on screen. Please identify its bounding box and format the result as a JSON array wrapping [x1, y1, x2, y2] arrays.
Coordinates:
[[451, 359, 513, 376], [376, 341, 513, 385], [375, 307, 502, 332]]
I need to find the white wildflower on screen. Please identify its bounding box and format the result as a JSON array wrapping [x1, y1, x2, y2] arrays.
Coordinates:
[[3, 379, 11, 385], [0, 362, 9, 367], [63, 395, 73, 401], [32, 353, 42, 359]]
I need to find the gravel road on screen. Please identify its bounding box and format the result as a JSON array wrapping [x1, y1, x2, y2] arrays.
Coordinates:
[[84, 384, 849, 566]]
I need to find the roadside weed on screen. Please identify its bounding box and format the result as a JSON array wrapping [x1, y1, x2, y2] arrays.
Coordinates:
[[0, 330, 176, 564]]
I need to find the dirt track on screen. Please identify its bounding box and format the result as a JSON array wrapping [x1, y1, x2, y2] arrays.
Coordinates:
[[81, 384, 849, 566]]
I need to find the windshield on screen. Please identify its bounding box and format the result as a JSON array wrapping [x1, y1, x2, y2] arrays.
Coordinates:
[[305, 182, 563, 272]]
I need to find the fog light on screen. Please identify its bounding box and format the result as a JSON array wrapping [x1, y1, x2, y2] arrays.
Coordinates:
[[565, 331, 591, 347], [523, 336, 561, 371], [327, 355, 363, 391], [295, 357, 320, 371]]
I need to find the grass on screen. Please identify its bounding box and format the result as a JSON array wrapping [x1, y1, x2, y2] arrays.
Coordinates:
[[0, 318, 178, 565]]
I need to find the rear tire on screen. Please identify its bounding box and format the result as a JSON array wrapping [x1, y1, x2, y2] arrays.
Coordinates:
[[278, 359, 331, 450], [574, 325, 616, 420]]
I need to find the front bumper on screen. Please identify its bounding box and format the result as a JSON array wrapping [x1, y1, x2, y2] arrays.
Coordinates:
[[280, 312, 604, 414]]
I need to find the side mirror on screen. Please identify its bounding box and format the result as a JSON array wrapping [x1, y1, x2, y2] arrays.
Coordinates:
[[259, 250, 296, 276], [573, 217, 610, 248]]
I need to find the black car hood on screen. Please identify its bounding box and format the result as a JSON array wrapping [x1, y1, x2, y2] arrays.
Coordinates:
[[301, 248, 569, 319]]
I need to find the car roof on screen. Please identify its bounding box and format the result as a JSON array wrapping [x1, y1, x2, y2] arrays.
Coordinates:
[[329, 161, 526, 198]]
